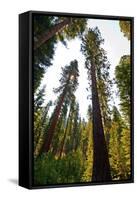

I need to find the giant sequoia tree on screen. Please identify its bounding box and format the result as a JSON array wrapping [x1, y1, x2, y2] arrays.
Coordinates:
[[40, 60, 79, 154], [33, 17, 131, 185], [81, 27, 112, 181]]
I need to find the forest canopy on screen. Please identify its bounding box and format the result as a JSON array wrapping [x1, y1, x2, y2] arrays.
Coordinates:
[[33, 15, 132, 185]]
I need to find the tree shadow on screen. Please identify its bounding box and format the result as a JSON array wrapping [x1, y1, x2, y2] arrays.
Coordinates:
[[8, 178, 18, 185]]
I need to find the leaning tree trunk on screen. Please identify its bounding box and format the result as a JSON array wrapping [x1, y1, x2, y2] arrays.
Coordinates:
[[42, 90, 66, 153], [34, 18, 71, 50], [91, 63, 111, 182], [38, 74, 72, 156]]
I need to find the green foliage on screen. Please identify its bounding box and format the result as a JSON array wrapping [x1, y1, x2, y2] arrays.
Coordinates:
[[34, 16, 57, 66], [87, 105, 92, 120], [109, 106, 131, 180], [33, 16, 87, 91], [81, 28, 112, 129], [34, 16, 57, 91], [34, 64, 45, 93], [119, 20, 131, 40], [33, 19, 131, 185], [120, 128, 131, 178], [61, 18, 87, 40], [115, 55, 131, 123], [34, 99, 52, 157], [81, 27, 112, 181], [81, 27, 112, 114], [34, 151, 84, 185], [34, 85, 46, 112], [81, 121, 93, 182], [34, 85, 46, 152], [53, 60, 79, 97], [81, 27, 104, 76]]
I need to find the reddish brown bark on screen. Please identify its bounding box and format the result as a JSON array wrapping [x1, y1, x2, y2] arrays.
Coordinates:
[[91, 63, 111, 182], [43, 90, 66, 153], [37, 74, 72, 156], [34, 18, 71, 50]]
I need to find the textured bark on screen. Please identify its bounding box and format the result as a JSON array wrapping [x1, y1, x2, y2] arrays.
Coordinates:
[[43, 90, 66, 153], [37, 73, 72, 156], [34, 18, 71, 50], [52, 107, 68, 156], [91, 63, 112, 182]]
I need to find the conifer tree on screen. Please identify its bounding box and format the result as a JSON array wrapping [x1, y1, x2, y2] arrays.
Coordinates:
[[41, 60, 79, 154], [81, 27, 112, 181], [115, 55, 131, 124]]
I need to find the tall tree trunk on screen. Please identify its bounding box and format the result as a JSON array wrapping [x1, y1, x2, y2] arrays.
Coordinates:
[[43, 91, 66, 153], [91, 63, 111, 182], [59, 106, 71, 159], [52, 107, 68, 156], [38, 74, 72, 156], [34, 18, 71, 50]]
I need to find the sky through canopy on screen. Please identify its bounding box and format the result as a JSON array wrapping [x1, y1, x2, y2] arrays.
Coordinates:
[[41, 18, 130, 120]]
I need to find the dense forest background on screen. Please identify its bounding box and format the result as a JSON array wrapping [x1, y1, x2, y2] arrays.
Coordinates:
[[33, 15, 131, 185]]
